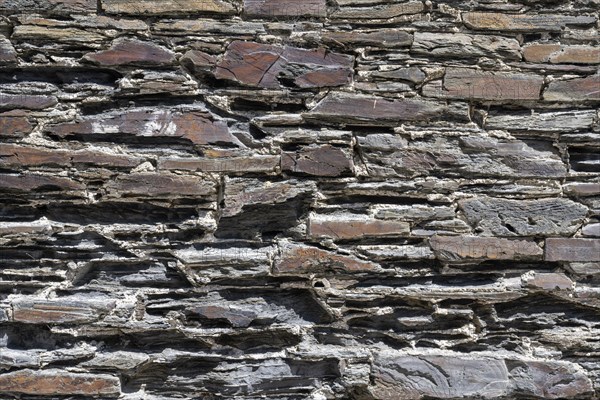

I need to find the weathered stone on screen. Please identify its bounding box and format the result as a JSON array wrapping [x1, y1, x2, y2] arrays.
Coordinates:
[[523, 272, 574, 290], [309, 213, 410, 240], [369, 66, 426, 84], [244, 0, 326, 18], [463, 12, 597, 32], [81, 351, 150, 371], [0, 0, 96, 14], [322, 29, 413, 48], [523, 44, 600, 64], [371, 353, 509, 399], [332, 1, 424, 19], [424, 68, 544, 101], [281, 145, 353, 177], [508, 360, 594, 399], [102, 0, 235, 15], [582, 223, 600, 237], [430, 235, 543, 262], [0, 37, 16, 65], [152, 19, 264, 35], [48, 108, 239, 147], [12, 297, 115, 324], [159, 155, 280, 174], [544, 74, 600, 101], [12, 25, 105, 44], [460, 197, 588, 236], [83, 38, 176, 67], [0, 114, 34, 137], [304, 92, 453, 126], [357, 244, 435, 260], [180, 50, 216, 77], [545, 238, 600, 262], [412, 32, 521, 60], [0, 173, 84, 192], [485, 110, 596, 132], [214, 41, 354, 89], [105, 173, 216, 198], [563, 182, 600, 197], [274, 243, 380, 274], [0, 369, 120, 397], [0, 94, 57, 110]]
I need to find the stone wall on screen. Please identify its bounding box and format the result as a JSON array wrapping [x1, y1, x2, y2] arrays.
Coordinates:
[[0, 0, 599, 398]]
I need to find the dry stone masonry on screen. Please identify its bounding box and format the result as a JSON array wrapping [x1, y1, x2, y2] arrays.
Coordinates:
[[0, 0, 599, 398]]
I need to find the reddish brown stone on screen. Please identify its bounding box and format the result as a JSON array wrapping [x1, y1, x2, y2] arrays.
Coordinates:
[[244, 0, 326, 18], [0, 369, 120, 397], [83, 38, 176, 67], [159, 155, 280, 174], [49, 109, 239, 147], [0, 114, 34, 137], [304, 92, 451, 125], [523, 44, 600, 64], [463, 12, 597, 32], [214, 41, 353, 89], [0, 173, 84, 192], [0, 38, 17, 65], [0, 94, 58, 110], [102, 0, 235, 15], [12, 298, 115, 324], [430, 236, 543, 262], [181, 50, 217, 77], [543, 74, 600, 101], [281, 145, 353, 177], [0, 0, 96, 14], [424, 68, 543, 101], [545, 238, 600, 262], [309, 214, 410, 240], [106, 173, 216, 197], [322, 29, 413, 48], [274, 243, 379, 274], [524, 272, 573, 291]]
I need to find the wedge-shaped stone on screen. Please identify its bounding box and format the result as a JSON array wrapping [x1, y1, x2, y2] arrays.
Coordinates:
[[48, 108, 239, 146], [523, 272, 574, 290], [0, 369, 120, 397], [244, 0, 325, 18], [412, 32, 521, 60], [215, 41, 353, 89], [0, 38, 17, 65], [281, 145, 353, 177], [322, 29, 412, 48], [275, 243, 380, 274], [523, 44, 600, 64], [106, 173, 216, 198], [0, 0, 96, 14], [102, 0, 235, 15], [543, 74, 600, 101], [83, 38, 175, 67], [463, 12, 597, 32], [12, 297, 115, 324], [545, 238, 600, 262], [430, 236, 543, 262], [460, 197, 588, 236], [309, 213, 409, 240], [424, 68, 543, 101], [0, 173, 84, 192], [304, 92, 452, 126]]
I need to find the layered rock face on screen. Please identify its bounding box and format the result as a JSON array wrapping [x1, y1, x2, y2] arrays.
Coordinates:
[[0, 0, 599, 399]]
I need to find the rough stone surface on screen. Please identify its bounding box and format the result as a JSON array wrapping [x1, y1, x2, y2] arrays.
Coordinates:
[[1, 0, 599, 399]]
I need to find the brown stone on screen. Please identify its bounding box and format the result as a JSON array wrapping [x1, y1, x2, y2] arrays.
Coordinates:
[[106, 173, 216, 197], [244, 0, 326, 18], [563, 182, 600, 197], [159, 155, 280, 174], [0, 38, 16, 65], [412, 32, 521, 60], [12, 25, 105, 44], [0, 114, 34, 137], [12, 298, 115, 324], [0, 94, 58, 110], [83, 38, 176, 67], [545, 238, 600, 262], [524, 272, 573, 291], [102, 0, 235, 15], [0, 173, 84, 192], [304, 92, 451, 126], [274, 243, 380, 274], [0, 369, 120, 397], [0, 0, 96, 14], [309, 214, 410, 240], [332, 1, 424, 19], [49, 108, 239, 147], [322, 29, 413, 48], [424, 68, 543, 101], [523, 44, 600, 64], [214, 41, 353, 89], [281, 145, 353, 177], [463, 12, 597, 32], [181, 50, 217, 76], [430, 236, 543, 262], [543, 74, 600, 101]]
